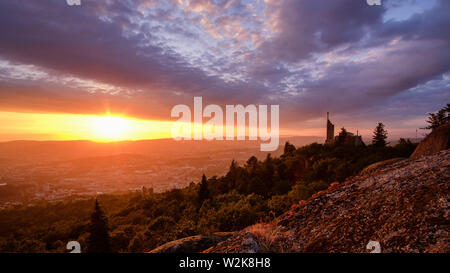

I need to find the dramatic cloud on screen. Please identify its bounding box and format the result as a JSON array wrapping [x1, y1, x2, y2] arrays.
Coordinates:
[[0, 0, 449, 135]]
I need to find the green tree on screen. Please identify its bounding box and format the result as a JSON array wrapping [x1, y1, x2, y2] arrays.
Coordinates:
[[372, 122, 388, 147], [86, 199, 112, 253]]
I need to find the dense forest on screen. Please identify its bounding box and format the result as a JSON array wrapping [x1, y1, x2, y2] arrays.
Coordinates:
[[0, 135, 418, 252]]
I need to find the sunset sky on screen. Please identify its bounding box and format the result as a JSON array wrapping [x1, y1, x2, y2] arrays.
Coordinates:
[[0, 0, 449, 141]]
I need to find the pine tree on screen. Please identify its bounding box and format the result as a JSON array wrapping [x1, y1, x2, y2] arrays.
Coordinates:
[[372, 122, 388, 147], [423, 103, 450, 130], [263, 154, 275, 192], [198, 174, 210, 203], [86, 199, 112, 253], [227, 160, 239, 188]]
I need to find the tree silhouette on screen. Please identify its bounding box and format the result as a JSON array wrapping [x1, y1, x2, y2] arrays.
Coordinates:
[[198, 174, 210, 203], [283, 141, 296, 156], [226, 160, 239, 189], [86, 199, 112, 253], [245, 156, 258, 173], [262, 154, 275, 192], [337, 127, 348, 144], [372, 123, 388, 147], [423, 103, 450, 130]]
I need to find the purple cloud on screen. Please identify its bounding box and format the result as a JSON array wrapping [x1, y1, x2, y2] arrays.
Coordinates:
[[0, 0, 448, 136]]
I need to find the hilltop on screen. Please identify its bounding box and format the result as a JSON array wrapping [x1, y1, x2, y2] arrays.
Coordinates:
[[205, 150, 450, 253]]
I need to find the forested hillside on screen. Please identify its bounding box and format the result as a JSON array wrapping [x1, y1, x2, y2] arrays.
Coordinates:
[[0, 140, 417, 252]]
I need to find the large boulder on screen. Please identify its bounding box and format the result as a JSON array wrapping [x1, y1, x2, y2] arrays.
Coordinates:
[[410, 123, 450, 159], [206, 150, 450, 253], [359, 158, 406, 176]]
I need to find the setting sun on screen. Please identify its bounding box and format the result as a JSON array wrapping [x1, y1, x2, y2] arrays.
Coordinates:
[[0, 111, 175, 141], [90, 116, 132, 141]]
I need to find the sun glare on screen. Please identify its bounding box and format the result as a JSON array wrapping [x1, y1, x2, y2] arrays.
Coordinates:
[[0, 111, 175, 141], [91, 116, 132, 141]]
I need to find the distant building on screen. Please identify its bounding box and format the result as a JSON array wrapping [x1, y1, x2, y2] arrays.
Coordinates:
[[326, 112, 335, 144], [325, 112, 365, 146]]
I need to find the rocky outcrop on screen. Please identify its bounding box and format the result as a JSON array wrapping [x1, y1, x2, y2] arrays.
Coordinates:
[[411, 123, 450, 159], [206, 150, 450, 253], [204, 231, 262, 253], [359, 158, 406, 176], [149, 232, 234, 253]]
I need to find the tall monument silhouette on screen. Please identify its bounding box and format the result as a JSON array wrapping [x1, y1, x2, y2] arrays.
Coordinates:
[[325, 112, 364, 146], [326, 112, 335, 144]]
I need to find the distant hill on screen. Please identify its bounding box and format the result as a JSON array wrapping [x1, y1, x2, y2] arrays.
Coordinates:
[[0, 136, 322, 164]]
